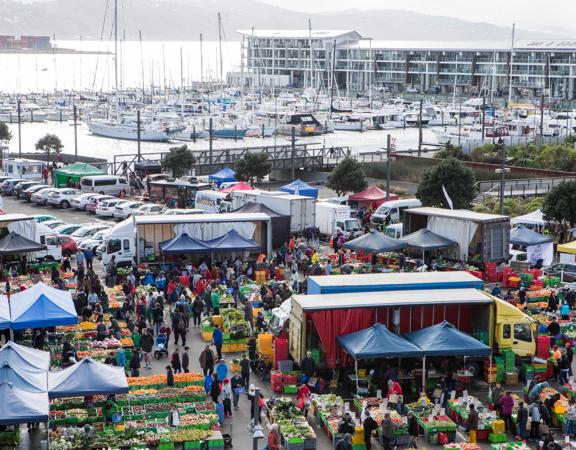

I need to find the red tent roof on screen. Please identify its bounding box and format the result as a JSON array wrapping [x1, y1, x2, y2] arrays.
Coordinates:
[[349, 186, 398, 202], [220, 181, 254, 193]]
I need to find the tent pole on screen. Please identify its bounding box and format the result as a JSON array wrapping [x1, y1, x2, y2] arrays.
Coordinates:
[[422, 356, 426, 394], [355, 359, 359, 396]]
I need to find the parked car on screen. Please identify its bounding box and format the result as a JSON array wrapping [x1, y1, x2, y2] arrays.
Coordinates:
[[85, 195, 115, 214], [78, 229, 110, 255], [80, 175, 128, 196], [544, 263, 576, 283], [42, 220, 68, 230], [21, 184, 50, 201], [14, 181, 40, 198], [1, 178, 24, 196], [53, 224, 83, 236], [71, 193, 99, 211], [132, 203, 167, 216], [32, 214, 57, 224], [31, 188, 58, 205], [46, 188, 82, 208], [70, 224, 111, 244], [59, 235, 78, 257], [113, 201, 144, 220], [96, 199, 128, 217], [164, 208, 207, 215]]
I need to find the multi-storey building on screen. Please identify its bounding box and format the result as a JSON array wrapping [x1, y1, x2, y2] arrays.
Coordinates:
[[238, 30, 576, 99]]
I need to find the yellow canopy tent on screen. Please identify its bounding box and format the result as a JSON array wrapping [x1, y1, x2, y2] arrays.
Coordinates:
[[558, 241, 576, 255]]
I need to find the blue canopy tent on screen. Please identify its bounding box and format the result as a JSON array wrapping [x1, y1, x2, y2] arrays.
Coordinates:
[[159, 233, 210, 255], [0, 382, 49, 425], [0, 361, 48, 392], [5, 282, 78, 330], [209, 167, 236, 187], [403, 321, 492, 391], [205, 229, 261, 253], [0, 296, 10, 330], [403, 321, 492, 356], [343, 230, 407, 253], [0, 341, 50, 372], [279, 179, 319, 198], [510, 225, 552, 246], [48, 358, 129, 398], [337, 323, 423, 394]]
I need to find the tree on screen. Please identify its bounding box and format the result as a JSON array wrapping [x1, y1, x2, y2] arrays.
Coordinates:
[[326, 157, 368, 197], [161, 145, 196, 178], [0, 122, 11, 145], [235, 152, 271, 185], [435, 142, 469, 161], [416, 157, 476, 209], [534, 144, 576, 172], [542, 181, 576, 226], [35, 134, 63, 162]]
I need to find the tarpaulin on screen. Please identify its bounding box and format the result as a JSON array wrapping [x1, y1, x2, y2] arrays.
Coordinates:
[[310, 308, 375, 368]]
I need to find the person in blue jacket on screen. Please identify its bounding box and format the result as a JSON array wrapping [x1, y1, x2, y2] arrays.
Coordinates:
[[213, 325, 224, 361]]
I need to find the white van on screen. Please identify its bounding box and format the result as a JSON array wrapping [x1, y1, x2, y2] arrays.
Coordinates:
[[383, 223, 404, 239], [194, 191, 232, 213], [372, 198, 422, 225], [81, 175, 128, 196], [36, 223, 62, 261]]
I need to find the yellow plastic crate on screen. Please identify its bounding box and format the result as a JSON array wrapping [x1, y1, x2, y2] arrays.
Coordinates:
[[201, 331, 213, 342], [492, 419, 505, 435]]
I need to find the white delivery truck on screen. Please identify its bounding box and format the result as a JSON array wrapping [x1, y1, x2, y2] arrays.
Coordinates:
[[194, 190, 232, 214], [315, 202, 362, 238], [101, 212, 273, 266], [231, 190, 316, 233]]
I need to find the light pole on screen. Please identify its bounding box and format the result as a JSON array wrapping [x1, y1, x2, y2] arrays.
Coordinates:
[[252, 388, 264, 450], [496, 144, 512, 215]]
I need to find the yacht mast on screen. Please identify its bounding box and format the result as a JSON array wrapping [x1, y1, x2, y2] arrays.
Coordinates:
[[309, 19, 314, 90], [218, 12, 223, 81], [114, 0, 118, 93], [200, 33, 204, 83]]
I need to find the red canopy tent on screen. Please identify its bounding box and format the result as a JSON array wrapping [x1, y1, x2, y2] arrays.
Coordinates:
[[349, 186, 398, 209], [220, 181, 254, 193]]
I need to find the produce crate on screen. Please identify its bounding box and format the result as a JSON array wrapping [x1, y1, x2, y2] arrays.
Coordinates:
[[184, 442, 202, 449], [488, 433, 507, 443], [352, 445, 366, 450], [303, 438, 316, 449], [423, 431, 438, 445], [284, 384, 298, 394], [208, 439, 225, 447], [394, 435, 411, 446]]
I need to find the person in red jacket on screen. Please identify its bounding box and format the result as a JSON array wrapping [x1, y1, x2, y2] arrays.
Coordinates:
[[296, 383, 311, 417], [268, 423, 281, 450], [387, 379, 403, 413]]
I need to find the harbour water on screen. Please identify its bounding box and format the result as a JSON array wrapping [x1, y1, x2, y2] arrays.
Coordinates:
[[1, 39, 440, 159]]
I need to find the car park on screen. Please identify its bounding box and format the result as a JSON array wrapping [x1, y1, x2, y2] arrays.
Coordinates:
[[32, 214, 57, 224], [21, 184, 50, 201], [46, 188, 82, 208], [14, 181, 40, 198], [85, 195, 115, 214], [59, 235, 78, 257], [112, 201, 144, 220], [131, 203, 167, 216], [53, 224, 83, 236], [31, 188, 58, 205], [1, 178, 24, 196], [96, 199, 128, 217], [70, 224, 111, 244], [42, 220, 68, 230], [71, 193, 98, 211]]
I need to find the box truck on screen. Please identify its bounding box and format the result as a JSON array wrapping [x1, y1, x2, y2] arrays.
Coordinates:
[[231, 191, 315, 233], [315, 202, 362, 238], [288, 288, 536, 370]]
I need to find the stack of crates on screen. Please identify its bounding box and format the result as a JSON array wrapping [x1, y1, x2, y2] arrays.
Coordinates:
[[502, 349, 516, 372], [484, 357, 505, 383], [521, 363, 535, 382], [537, 335, 551, 360], [533, 362, 548, 381], [474, 330, 489, 345], [520, 272, 533, 289]]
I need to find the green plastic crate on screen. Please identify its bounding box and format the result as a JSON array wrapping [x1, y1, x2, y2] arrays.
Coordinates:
[[209, 439, 225, 447], [284, 384, 298, 394], [185, 442, 202, 449], [488, 433, 507, 443]]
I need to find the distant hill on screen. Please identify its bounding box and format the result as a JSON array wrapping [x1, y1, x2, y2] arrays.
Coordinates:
[[0, 0, 561, 41]]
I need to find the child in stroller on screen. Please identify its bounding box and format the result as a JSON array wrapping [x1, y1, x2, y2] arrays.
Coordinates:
[[154, 333, 169, 359]]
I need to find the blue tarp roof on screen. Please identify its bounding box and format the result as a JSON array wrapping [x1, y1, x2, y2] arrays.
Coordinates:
[[343, 230, 407, 253], [400, 228, 458, 251], [0, 342, 50, 372], [205, 229, 261, 253], [403, 321, 492, 356], [510, 225, 552, 246], [0, 361, 48, 392], [209, 167, 236, 186], [6, 282, 78, 330], [337, 323, 424, 359], [159, 233, 210, 255], [279, 179, 319, 198], [48, 358, 129, 398], [0, 382, 49, 425]]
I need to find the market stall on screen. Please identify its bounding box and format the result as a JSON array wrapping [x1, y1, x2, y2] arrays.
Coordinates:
[[399, 228, 458, 261], [336, 323, 423, 395], [279, 179, 319, 199], [233, 202, 290, 250], [343, 230, 406, 254], [209, 167, 236, 187], [53, 162, 106, 188], [510, 226, 553, 266], [349, 186, 398, 209]]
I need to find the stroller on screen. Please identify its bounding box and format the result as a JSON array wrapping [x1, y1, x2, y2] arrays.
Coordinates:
[[154, 333, 168, 359]]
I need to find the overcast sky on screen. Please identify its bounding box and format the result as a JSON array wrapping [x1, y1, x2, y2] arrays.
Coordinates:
[[257, 0, 576, 34]]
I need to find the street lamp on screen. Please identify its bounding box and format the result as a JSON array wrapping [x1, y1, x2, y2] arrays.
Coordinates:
[[495, 151, 514, 215], [252, 387, 264, 450]]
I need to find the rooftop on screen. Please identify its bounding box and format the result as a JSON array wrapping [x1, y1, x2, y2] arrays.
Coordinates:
[[134, 212, 271, 225], [237, 29, 361, 40], [308, 271, 482, 288], [404, 207, 509, 222]]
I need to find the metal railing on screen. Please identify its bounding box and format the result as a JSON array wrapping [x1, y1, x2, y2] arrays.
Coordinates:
[[475, 176, 576, 197]]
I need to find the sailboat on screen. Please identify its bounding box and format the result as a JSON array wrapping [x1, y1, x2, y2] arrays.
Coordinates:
[[85, 0, 182, 141]]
